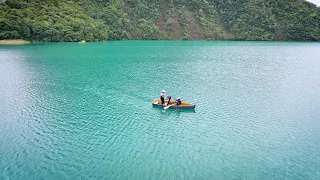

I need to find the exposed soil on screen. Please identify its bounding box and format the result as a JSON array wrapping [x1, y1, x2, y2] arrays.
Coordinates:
[[156, 0, 167, 36], [0, 40, 30, 45], [184, 11, 204, 40], [170, 15, 181, 40]]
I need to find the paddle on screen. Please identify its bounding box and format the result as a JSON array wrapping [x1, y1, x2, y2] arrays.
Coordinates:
[[164, 104, 174, 110], [163, 96, 173, 109]]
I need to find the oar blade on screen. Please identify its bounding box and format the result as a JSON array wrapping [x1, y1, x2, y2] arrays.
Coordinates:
[[164, 104, 173, 110]]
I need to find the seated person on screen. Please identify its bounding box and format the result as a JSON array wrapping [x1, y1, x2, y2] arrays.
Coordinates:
[[175, 97, 181, 106]]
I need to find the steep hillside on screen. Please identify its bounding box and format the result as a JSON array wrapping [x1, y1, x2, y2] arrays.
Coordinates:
[[0, 0, 319, 41]]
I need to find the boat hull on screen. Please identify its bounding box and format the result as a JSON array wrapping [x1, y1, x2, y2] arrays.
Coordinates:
[[152, 100, 196, 109]]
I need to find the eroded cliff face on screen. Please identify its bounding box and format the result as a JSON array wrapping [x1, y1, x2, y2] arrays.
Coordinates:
[[129, 0, 233, 40]]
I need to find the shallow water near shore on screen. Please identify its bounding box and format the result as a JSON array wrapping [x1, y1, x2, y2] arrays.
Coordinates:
[[1, 41, 320, 179]]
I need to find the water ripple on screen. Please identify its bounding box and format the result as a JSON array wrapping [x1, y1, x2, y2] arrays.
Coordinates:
[[1, 42, 320, 179]]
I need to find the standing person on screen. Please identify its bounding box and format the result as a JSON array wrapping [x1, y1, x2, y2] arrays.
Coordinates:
[[160, 90, 166, 104], [166, 96, 172, 106]]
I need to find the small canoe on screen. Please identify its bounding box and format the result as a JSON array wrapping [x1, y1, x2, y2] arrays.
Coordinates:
[[152, 100, 196, 109]]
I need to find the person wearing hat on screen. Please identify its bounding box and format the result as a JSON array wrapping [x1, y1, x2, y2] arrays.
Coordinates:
[[160, 90, 166, 105], [175, 97, 181, 106]]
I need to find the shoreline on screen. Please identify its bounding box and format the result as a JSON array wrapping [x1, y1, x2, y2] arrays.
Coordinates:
[[0, 40, 318, 44], [0, 40, 31, 45]]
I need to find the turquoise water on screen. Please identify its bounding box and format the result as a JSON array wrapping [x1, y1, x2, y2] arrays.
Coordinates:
[[0, 41, 320, 179]]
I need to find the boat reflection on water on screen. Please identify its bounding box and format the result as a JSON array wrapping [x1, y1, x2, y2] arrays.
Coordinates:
[[152, 105, 196, 114]]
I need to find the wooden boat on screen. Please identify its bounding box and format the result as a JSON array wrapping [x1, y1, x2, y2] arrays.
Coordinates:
[[152, 100, 196, 109]]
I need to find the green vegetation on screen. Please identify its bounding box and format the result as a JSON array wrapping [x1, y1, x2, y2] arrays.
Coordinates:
[[0, 0, 319, 41]]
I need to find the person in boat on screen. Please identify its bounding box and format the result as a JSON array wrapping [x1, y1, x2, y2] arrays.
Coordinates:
[[175, 97, 182, 106], [166, 96, 172, 106], [160, 90, 166, 104]]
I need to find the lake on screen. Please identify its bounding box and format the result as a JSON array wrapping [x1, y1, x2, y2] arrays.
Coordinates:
[[0, 41, 320, 179]]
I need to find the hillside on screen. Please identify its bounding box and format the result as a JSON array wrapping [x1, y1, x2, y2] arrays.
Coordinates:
[[1, 0, 319, 41]]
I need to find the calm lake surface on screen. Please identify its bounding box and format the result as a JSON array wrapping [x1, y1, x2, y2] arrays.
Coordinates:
[[0, 41, 320, 179]]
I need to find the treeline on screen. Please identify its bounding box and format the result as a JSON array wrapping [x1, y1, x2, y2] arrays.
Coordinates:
[[0, 0, 319, 41]]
